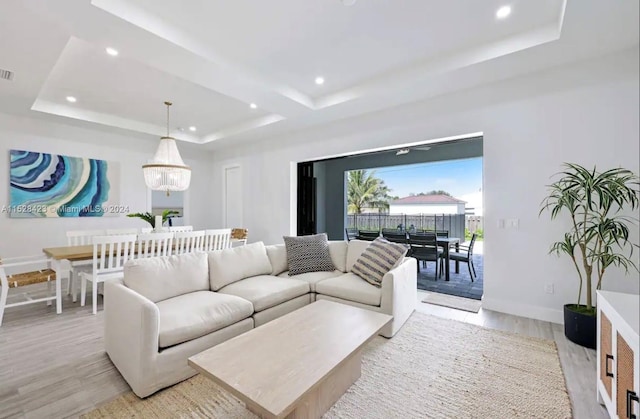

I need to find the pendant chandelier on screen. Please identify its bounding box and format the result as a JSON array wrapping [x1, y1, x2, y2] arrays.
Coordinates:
[[143, 101, 191, 194]]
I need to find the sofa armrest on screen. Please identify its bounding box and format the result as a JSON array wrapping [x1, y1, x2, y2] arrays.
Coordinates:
[[379, 257, 417, 337], [104, 280, 160, 395]]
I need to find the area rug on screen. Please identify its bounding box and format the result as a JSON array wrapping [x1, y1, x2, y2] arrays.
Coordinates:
[[422, 292, 482, 313], [83, 312, 572, 419]]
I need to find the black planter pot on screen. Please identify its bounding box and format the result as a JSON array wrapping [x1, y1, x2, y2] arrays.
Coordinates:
[[563, 304, 597, 349]]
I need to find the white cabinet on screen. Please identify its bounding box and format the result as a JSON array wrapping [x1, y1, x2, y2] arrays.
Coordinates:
[[597, 291, 639, 418]]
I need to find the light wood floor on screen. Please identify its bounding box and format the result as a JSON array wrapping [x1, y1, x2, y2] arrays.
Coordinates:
[[0, 285, 607, 418]]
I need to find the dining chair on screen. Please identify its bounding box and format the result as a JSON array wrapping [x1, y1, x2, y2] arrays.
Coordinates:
[[203, 229, 232, 251], [0, 255, 58, 326], [169, 226, 194, 233], [174, 230, 205, 254], [137, 232, 174, 258], [408, 233, 444, 277], [106, 228, 140, 235], [230, 228, 249, 246], [356, 230, 380, 241], [448, 233, 478, 281], [66, 229, 106, 302], [80, 234, 137, 314]]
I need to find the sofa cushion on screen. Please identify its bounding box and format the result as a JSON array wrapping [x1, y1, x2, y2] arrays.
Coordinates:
[[351, 237, 408, 288], [346, 239, 372, 272], [208, 241, 273, 291], [315, 273, 382, 306], [278, 270, 343, 292], [265, 244, 288, 275], [283, 233, 335, 275], [218, 275, 310, 312], [328, 241, 348, 272], [124, 252, 209, 303], [156, 291, 254, 348]]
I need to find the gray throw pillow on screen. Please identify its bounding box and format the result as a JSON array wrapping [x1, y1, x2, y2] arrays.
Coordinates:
[[351, 237, 408, 288], [283, 233, 336, 275]]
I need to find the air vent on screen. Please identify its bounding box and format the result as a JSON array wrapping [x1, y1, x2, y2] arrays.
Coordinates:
[[0, 68, 14, 81]]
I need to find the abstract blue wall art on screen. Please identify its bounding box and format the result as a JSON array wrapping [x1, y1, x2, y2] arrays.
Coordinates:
[[9, 150, 121, 218]]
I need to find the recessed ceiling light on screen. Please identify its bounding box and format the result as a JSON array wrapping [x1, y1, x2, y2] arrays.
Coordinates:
[[66, 96, 77, 103], [188, 126, 197, 132], [105, 47, 119, 56], [315, 76, 325, 85], [496, 5, 511, 19], [250, 103, 257, 109]]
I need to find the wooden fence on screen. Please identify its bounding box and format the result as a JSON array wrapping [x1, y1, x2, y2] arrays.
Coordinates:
[[465, 216, 483, 233]]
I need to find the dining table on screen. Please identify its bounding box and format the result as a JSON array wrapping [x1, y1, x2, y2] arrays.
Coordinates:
[[436, 237, 460, 281]]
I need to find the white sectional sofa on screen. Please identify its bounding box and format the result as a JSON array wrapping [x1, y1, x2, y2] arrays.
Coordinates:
[[104, 239, 417, 398]]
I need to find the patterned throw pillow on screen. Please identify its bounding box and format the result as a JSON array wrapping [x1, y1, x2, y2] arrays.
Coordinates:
[[351, 237, 408, 288], [283, 233, 336, 275]]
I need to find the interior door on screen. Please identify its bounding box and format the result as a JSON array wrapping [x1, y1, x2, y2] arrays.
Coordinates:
[[224, 165, 242, 228]]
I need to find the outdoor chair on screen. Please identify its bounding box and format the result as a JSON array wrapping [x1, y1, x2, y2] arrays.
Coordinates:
[[408, 233, 444, 277], [447, 233, 478, 281], [381, 228, 404, 234], [345, 228, 358, 241], [382, 231, 409, 245], [356, 230, 380, 241]]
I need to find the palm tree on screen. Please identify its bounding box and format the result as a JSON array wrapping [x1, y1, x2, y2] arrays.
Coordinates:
[[347, 170, 392, 214]]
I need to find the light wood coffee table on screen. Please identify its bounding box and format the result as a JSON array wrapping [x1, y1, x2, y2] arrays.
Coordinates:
[[188, 300, 392, 419]]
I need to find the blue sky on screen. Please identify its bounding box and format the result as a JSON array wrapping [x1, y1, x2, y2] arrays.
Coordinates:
[[365, 157, 483, 199]]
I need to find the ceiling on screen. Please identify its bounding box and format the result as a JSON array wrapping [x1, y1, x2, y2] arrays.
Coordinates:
[[0, 0, 638, 150]]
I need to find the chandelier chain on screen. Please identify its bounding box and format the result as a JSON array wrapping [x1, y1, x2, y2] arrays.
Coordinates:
[[164, 101, 172, 136]]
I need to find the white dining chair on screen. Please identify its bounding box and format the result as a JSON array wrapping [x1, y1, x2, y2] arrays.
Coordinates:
[[203, 229, 232, 251], [0, 255, 59, 326], [106, 228, 140, 235], [80, 234, 137, 314], [174, 231, 205, 254], [169, 226, 193, 233], [137, 232, 174, 258], [66, 229, 106, 302]]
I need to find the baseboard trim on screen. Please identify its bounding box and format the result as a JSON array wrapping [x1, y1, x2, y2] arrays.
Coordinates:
[[482, 297, 564, 324]]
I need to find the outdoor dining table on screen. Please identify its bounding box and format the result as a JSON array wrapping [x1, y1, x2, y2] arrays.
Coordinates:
[[436, 237, 460, 281]]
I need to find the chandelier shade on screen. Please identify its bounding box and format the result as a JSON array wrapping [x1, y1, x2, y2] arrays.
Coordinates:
[[143, 102, 191, 193]]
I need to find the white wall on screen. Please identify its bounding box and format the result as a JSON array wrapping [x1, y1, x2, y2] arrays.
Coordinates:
[[389, 203, 464, 215], [209, 47, 640, 324], [0, 113, 213, 257]]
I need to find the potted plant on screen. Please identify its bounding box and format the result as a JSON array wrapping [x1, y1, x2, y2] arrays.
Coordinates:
[[127, 209, 179, 229], [540, 163, 639, 349]]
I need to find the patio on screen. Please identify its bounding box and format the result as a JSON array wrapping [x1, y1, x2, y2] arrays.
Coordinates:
[[416, 241, 483, 300]]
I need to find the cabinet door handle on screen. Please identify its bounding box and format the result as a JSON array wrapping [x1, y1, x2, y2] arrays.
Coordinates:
[[605, 354, 614, 377], [628, 390, 639, 419]]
